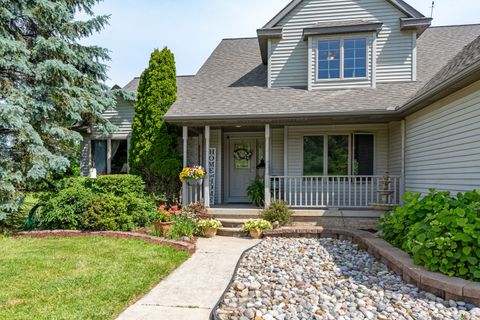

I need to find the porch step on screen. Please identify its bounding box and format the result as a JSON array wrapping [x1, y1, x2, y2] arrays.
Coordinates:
[[218, 218, 249, 228], [217, 227, 247, 238]]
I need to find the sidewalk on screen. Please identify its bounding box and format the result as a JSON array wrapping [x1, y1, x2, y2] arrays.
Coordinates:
[[117, 236, 260, 320]]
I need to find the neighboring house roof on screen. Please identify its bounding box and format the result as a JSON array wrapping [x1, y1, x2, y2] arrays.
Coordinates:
[[159, 24, 480, 123]]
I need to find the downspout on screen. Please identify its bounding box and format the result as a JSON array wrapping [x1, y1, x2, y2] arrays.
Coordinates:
[[400, 119, 406, 203]]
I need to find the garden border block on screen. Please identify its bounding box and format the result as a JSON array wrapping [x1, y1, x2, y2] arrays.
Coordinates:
[[263, 227, 480, 305], [14, 230, 195, 254]]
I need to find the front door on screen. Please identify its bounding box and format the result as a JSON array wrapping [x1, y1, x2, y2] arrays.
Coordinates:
[[228, 138, 257, 203]]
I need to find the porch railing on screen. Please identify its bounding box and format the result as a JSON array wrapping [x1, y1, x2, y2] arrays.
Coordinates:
[[270, 175, 401, 208], [185, 184, 204, 205]]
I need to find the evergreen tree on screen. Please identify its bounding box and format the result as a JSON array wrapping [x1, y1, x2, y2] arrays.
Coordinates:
[[129, 48, 182, 199], [0, 0, 116, 218]]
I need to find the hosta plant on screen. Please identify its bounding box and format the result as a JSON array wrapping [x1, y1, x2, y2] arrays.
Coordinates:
[[197, 219, 223, 229], [241, 219, 272, 232]]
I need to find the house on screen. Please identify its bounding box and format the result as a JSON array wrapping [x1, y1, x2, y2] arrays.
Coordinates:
[[80, 0, 480, 228]]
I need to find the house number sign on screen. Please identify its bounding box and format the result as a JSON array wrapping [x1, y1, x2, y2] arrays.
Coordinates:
[[208, 148, 216, 206]]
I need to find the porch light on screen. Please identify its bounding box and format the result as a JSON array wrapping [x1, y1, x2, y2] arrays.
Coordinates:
[[256, 159, 265, 178]]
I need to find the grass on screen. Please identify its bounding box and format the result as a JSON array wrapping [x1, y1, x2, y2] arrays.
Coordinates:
[[0, 236, 190, 319]]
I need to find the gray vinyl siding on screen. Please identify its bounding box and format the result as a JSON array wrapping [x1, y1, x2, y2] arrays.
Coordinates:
[[405, 81, 480, 194], [80, 137, 91, 177], [286, 124, 389, 176], [270, 0, 414, 89], [271, 128, 285, 176], [388, 121, 402, 176], [98, 98, 135, 136]]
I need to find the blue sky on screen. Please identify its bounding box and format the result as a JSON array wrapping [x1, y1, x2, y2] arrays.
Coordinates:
[[82, 0, 480, 87]]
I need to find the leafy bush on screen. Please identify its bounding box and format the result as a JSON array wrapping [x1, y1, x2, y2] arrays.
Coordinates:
[[29, 175, 157, 232], [261, 200, 293, 226], [380, 191, 453, 248], [197, 219, 223, 229], [169, 215, 196, 240], [185, 202, 211, 219], [241, 219, 272, 232], [379, 189, 480, 281], [247, 178, 264, 207]]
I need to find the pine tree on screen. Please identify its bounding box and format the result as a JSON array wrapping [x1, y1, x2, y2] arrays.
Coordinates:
[[129, 48, 182, 199], [0, 0, 116, 218]]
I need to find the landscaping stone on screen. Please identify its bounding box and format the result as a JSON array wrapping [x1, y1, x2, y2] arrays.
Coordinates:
[[215, 238, 479, 320]]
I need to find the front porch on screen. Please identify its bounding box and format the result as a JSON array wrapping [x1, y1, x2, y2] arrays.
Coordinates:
[[181, 122, 405, 213]]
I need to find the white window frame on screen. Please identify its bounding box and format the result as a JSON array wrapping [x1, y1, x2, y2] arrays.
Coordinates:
[[315, 35, 370, 82]]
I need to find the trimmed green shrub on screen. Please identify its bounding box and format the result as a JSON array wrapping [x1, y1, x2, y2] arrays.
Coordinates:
[[261, 200, 293, 226], [30, 175, 157, 232], [379, 189, 480, 281]]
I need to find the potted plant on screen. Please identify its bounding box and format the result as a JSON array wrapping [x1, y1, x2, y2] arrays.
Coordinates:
[[179, 165, 206, 186], [197, 219, 223, 238], [241, 219, 272, 239], [247, 177, 265, 207], [154, 205, 181, 237]]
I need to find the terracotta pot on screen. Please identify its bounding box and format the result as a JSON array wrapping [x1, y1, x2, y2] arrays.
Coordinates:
[[249, 229, 263, 239], [204, 227, 218, 238], [154, 221, 173, 237]]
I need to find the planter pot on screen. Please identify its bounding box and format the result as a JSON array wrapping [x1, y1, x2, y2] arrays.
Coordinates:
[[154, 221, 173, 237], [249, 229, 263, 239], [186, 178, 203, 186], [203, 227, 218, 238]]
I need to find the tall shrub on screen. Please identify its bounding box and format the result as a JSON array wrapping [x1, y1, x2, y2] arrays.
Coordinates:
[[129, 48, 181, 200], [0, 0, 116, 218]]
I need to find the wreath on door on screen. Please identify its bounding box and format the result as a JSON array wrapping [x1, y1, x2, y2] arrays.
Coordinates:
[[234, 147, 253, 161]]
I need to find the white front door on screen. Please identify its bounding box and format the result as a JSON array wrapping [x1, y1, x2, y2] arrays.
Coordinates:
[[228, 138, 257, 203]]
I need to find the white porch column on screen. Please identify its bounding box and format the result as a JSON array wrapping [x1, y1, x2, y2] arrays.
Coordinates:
[[264, 124, 271, 207], [204, 126, 210, 208], [182, 126, 188, 206], [400, 119, 406, 202]]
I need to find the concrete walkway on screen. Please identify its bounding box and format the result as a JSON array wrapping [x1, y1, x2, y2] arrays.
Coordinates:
[[117, 236, 260, 320]]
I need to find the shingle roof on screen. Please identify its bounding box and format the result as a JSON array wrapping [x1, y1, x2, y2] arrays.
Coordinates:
[[122, 75, 196, 94], [160, 24, 480, 121], [414, 33, 480, 98]]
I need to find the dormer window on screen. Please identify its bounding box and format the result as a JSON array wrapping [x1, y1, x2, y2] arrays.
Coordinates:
[[317, 37, 367, 81]]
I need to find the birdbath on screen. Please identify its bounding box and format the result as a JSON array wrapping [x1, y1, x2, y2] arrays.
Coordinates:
[[370, 171, 395, 211]]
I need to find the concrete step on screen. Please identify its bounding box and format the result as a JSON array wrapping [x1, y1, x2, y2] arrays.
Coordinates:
[[218, 218, 249, 228], [217, 227, 247, 238]]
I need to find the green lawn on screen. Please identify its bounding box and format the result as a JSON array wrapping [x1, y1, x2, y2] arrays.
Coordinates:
[[0, 236, 190, 319]]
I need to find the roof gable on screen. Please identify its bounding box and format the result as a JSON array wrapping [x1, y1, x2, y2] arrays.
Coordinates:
[[263, 0, 425, 29]]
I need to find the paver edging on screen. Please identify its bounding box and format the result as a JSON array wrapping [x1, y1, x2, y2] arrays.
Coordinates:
[[263, 227, 480, 305], [14, 230, 196, 254]]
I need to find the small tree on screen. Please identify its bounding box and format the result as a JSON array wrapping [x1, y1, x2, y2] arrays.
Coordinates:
[[0, 0, 116, 219], [129, 48, 182, 200]]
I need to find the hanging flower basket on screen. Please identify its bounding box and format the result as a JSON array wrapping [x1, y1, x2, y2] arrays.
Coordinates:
[[186, 178, 203, 186], [179, 166, 205, 184]]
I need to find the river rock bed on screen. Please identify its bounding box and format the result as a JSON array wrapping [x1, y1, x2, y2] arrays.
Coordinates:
[[215, 238, 480, 320]]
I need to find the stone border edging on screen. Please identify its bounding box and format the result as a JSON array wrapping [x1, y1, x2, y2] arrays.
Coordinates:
[[14, 230, 195, 254], [264, 227, 480, 305]]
